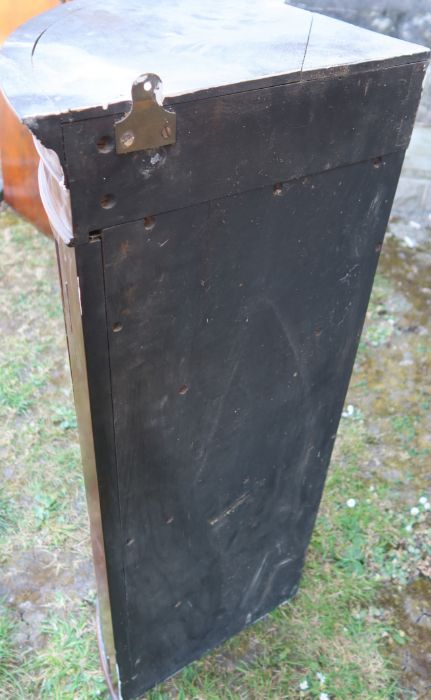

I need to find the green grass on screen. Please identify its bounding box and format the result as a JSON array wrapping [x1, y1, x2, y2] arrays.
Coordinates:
[[36, 606, 106, 699], [0, 207, 430, 699], [0, 599, 106, 699]]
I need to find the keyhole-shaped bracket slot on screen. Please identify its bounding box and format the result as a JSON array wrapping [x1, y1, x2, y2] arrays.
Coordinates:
[[115, 73, 176, 154]]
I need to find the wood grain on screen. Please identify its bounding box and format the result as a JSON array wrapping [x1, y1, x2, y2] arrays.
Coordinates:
[[0, 0, 68, 235]]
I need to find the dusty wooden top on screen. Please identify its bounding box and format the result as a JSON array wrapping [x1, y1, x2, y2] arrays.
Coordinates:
[[0, 0, 428, 124]]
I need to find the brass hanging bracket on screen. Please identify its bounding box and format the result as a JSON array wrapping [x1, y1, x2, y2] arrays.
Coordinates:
[[115, 74, 176, 154]]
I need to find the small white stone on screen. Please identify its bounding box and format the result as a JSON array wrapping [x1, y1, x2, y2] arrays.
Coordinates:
[[403, 235, 415, 247], [342, 404, 355, 418], [346, 498, 357, 508]]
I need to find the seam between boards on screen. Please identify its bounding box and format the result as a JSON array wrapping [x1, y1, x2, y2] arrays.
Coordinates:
[[98, 236, 134, 678]]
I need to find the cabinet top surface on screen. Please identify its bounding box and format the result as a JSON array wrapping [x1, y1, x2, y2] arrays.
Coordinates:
[[0, 0, 429, 122]]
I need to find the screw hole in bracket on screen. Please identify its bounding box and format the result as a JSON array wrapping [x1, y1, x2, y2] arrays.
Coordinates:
[[120, 131, 135, 149]]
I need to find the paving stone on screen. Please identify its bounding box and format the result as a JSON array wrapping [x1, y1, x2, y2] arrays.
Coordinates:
[[287, 0, 431, 124]]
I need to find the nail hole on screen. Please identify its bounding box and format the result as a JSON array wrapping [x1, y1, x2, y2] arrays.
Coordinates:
[[113, 322, 123, 333], [314, 328, 322, 337], [178, 384, 189, 396], [375, 242, 383, 253], [373, 156, 383, 169], [88, 229, 102, 242], [96, 135, 114, 153], [273, 183, 283, 196], [100, 194, 116, 209], [144, 215, 156, 231], [126, 538, 134, 546], [143, 80, 152, 91]]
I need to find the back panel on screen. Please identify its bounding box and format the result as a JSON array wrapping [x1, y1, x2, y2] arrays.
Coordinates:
[[100, 152, 404, 698]]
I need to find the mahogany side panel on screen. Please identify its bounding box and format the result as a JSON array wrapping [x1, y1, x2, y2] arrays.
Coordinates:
[[0, 0, 69, 235]]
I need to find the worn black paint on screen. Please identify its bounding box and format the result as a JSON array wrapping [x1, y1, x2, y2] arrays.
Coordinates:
[[63, 61, 425, 242], [74, 241, 132, 681], [100, 154, 404, 697], [0, 1, 429, 698]]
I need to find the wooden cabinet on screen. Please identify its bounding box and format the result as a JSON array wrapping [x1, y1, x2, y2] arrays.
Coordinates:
[[0, 2, 428, 698]]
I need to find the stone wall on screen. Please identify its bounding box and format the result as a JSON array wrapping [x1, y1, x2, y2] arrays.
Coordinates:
[[287, 0, 431, 123]]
